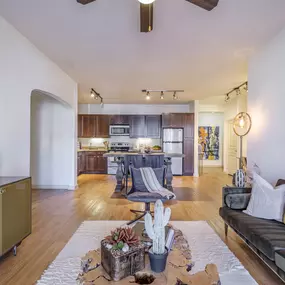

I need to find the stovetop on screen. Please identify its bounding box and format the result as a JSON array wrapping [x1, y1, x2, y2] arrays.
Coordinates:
[[109, 142, 132, 152]]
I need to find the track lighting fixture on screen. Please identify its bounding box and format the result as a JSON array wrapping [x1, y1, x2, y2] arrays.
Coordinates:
[[142, 89, 184, 100], [224, 81, 248, 103], [235, 88, 241, 96], [244, 82, 248, 92], [225, 94, 230, 102], [90, 88, 103, 105]]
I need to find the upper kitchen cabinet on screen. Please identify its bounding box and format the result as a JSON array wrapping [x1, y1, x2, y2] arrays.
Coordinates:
[[183, 113, 194, 138], [110, 115, 130, 125], [78, 115, 110, 138], [162, 113, 184, 128], [145, 115, 161, 138], [96, 115, 110, 138], [130, 115, 146, 138], [81, 115, 96, 138]]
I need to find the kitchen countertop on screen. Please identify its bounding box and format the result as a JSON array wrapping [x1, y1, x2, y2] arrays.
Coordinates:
[[78, 149, 107, 152], [0, 176, 30, 188], [103, 152, 185, 158]]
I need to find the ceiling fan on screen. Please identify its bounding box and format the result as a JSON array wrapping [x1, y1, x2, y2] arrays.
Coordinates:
[[77, 0, 219, 32]]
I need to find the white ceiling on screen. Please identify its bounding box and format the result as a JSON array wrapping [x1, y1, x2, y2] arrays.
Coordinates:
[[1, 0, 285, 104]]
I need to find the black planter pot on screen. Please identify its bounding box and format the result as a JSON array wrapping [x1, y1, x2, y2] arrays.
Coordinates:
[[148, 248, 168, 273]]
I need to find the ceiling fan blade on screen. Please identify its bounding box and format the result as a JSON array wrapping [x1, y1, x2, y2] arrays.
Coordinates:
[[186, 0, 219, 11], [140, 3, 154, 33], [77, 0, 96, 5]]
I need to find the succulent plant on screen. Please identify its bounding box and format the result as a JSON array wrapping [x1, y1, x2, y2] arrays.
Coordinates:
[[105, 227, 140, 250]]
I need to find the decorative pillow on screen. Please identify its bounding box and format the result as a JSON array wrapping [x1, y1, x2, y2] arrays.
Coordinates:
[[130, 167, 165, 192], [243, 173, 285, 221]]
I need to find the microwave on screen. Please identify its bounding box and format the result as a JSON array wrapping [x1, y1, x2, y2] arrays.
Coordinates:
[[109, 125, 130, 136]]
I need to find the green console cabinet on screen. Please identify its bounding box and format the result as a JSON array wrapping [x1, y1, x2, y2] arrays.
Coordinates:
[[0, 177, 31, 257]]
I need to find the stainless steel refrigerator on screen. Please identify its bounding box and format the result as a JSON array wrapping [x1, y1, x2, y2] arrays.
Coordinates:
[[163, 128, 183, 175]]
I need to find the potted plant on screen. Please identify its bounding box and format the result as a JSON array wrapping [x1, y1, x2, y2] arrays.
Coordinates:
[[101, 227, 145, 281], [145, 200, 171, 273]]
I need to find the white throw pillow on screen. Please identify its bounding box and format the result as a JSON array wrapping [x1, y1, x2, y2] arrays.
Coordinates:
[[243, 173, 285, 221]]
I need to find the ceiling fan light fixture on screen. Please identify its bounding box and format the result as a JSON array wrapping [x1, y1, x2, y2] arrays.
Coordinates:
[[138, 0, 155, 4]]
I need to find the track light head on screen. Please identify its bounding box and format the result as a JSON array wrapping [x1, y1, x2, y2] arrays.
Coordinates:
[[90, 90, 95, 98], [160, 91, 164, 100], [244, 82, 248, 92], [173, 91, 178, 100], [235, 88, 241, 96], [146, 91, 150, 100]]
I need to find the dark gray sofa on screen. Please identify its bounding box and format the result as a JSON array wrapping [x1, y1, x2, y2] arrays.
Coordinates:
[[219, 186, 285, 282]]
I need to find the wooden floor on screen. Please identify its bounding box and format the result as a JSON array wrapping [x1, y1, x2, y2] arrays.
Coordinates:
[[0, 168, 283, 285]]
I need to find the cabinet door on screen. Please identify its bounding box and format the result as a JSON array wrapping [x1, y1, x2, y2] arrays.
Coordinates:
[[130, 115, 146, 138], [85, 154, 97, 171], [110, 115, 129, 125], [80, 153, 85, 173], [162, 114, 171, 128], [1, 179, 31, 255], [82, 115, 96, 138], [184, 113, 194, 138], [170, 113, 184, 128], [77, 155, 81, 176], [97, 152, 107, 173], [78, 115, 83, 137], [183, 138, 194, 176], [96, 115, 110, 138], [146, 115, 161, 138]]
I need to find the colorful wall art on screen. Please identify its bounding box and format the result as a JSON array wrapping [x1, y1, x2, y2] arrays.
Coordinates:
[[198, 126, 220, 160]]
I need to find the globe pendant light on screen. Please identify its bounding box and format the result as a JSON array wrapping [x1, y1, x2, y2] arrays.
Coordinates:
[[138, 0, 155, 4]]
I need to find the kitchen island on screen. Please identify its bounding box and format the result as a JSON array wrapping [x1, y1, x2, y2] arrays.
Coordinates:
[[103, 152, 185, 192]]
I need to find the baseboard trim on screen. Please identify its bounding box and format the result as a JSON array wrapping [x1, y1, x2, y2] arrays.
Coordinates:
[[32, 185, 77, 191]]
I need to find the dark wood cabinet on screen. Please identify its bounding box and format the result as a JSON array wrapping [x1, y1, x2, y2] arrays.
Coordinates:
[[110, 115, 129, 125], [78, 115, 110, 138], [162, 113, 183, 128], [183, 113, 194, 138], [81, 151, 107, 174], [96, 115, 110, 138], [130, 115, 146, 138], [184, 138, 194, 175], [145, 115, 161, 138]]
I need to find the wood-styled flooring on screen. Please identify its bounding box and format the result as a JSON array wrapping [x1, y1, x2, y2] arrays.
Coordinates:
[[0, 168, 283, 285]]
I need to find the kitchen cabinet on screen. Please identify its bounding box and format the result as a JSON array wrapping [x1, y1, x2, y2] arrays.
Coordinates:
[[110, 115, 129, 125], [162, 113, 183, 128], [130, 115, 146, 138], [77, 152, 85, 176], [183, 113, 194, 138], [84, 151, 107, 174], [78, 115, 110, 138], [0, 177, 31, 257], [184, 138, 194, 175], [145, 115, 161, 138], [96, 115, 110, 138]]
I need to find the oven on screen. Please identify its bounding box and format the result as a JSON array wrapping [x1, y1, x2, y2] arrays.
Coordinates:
[[109, 125, 130, 136]]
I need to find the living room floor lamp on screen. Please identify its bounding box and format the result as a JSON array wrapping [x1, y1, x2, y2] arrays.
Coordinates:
[[233, 112, 252, 169]]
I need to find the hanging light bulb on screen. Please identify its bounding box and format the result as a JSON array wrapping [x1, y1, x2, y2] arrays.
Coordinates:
[[138, 0, 155, 4], [146, 91, 150, 100], [173, 91, 178, 100], [160, 91, 164, 100]]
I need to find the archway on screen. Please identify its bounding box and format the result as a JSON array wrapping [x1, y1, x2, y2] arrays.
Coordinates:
[[30, 90, 75, 189]]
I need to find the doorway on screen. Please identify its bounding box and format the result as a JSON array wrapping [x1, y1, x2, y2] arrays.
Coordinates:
[[227, 119, 238, 175]]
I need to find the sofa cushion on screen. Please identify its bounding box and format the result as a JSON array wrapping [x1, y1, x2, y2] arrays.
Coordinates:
[[127, 192, 168, 203], [220, 207, 285, 261]]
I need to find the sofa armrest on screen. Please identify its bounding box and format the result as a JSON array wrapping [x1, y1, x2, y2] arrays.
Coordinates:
[[222, 186, 252, 209]]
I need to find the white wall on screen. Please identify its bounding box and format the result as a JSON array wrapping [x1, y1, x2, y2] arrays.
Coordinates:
[[31, 92, 74, 189], [0, 17, 78, 188], [248, 26, 285, 184], [223, 92, 247, 173], [78, 103, 191, 115], [199, 112, 224, 167]]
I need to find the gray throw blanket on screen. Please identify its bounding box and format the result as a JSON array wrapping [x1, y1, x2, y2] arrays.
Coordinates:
[[139, 167, 176, 199]]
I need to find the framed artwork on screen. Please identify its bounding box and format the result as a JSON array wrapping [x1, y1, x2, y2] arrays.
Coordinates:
[[198, 126, 220, 160]]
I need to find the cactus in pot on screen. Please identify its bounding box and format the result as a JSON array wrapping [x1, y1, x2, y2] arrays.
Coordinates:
[[145, 200, 171, 272]]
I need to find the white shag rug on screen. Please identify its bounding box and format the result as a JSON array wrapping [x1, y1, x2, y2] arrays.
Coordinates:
[[37, 221, 257, 285]]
